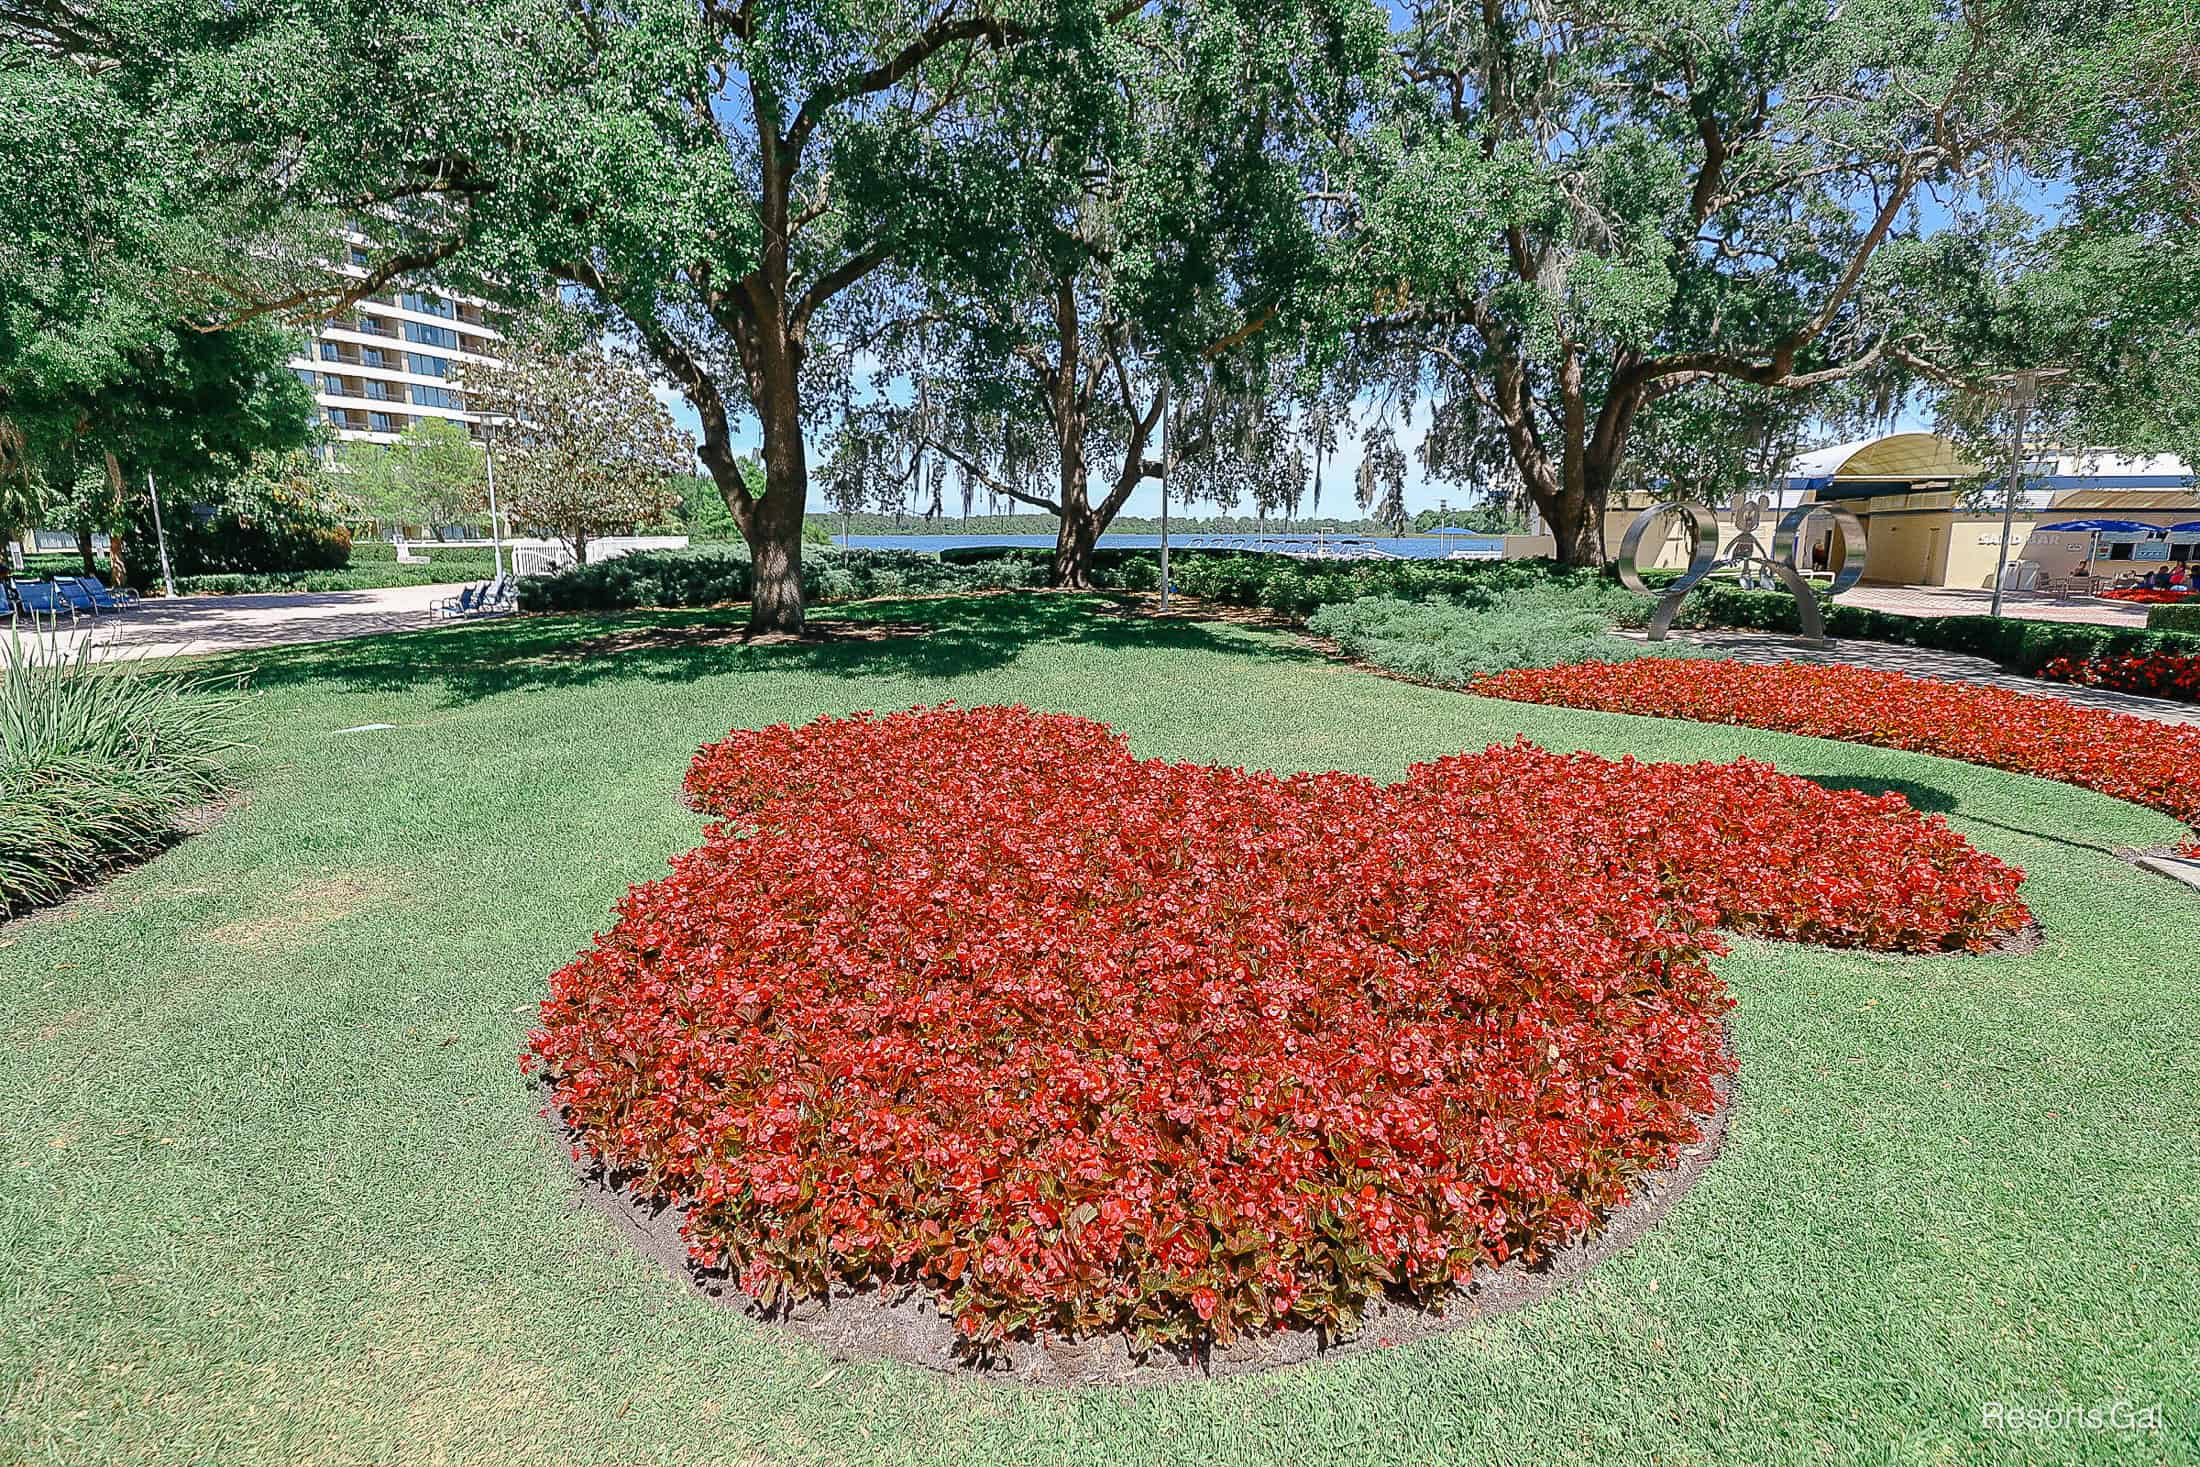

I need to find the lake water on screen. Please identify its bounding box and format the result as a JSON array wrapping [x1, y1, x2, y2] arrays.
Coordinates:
[[837, 532, 1503, 561]]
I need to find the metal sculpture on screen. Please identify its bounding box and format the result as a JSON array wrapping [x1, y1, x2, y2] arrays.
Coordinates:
[[1616, 492, 1868, 645]]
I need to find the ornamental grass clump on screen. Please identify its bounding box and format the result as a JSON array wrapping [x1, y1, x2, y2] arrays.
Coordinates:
[[0, 629, 244, 915], [528, 705, 2028, 1352], [1307, 586, 1699, 685]]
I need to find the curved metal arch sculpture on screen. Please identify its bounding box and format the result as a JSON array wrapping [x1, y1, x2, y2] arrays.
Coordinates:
[[1616, 497, 1868, 646]]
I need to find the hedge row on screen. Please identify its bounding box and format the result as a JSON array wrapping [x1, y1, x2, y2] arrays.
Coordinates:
[[2147, 603, 2200, 633], [939, 546, 1600, 611], [515, 547, 1048, 612], [346, 541, 503, 569], [1663, 583, 2200, 676], [168, 566, 470, 596]]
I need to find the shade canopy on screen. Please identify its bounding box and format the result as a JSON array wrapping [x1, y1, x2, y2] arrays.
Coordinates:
[[2036, 518, 2164, 533]]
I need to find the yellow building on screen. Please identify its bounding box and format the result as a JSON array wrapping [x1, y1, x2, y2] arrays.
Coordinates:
[[1789, 437, 2200, 587], [1599, 434, 2200, 589]]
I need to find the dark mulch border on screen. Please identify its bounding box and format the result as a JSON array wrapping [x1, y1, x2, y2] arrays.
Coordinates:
[[544, 1049, 1735, 1390]]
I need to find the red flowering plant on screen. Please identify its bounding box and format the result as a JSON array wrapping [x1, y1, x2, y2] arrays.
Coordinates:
[[526, 705, 2027, 1352], [2040, 653, 2200, 705], [1474, 660, 2200, 840], [2098, 587, 2195, 604]]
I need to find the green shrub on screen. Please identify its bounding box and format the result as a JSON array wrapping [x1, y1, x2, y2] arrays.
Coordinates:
[[1668, 583, 2200, 674], [0, 630, 243, 915], [1307, 588, 1704, 687], [2147, 603, 2200, 633], [147, 485, 351, 583], [20, 553, 115, 580], [514, 546, 1048, 613], [167, 566, 485, 595], [1165, 550, 1596, 618]]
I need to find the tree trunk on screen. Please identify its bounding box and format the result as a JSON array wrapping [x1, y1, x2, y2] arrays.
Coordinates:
[[101, 449, 133, 590], [75, 526, 95, 576], [1050, 503, 1100, 588], [1048, 426, 1098, 588], [746, 493, 805, 632], [727, 335, 809, 635], [1518, 446, 1613, 568], [570, 528, 588, 569], [1546, 497, 1606, 566]]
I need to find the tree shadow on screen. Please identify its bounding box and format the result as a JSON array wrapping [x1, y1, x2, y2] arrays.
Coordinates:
[[1791, 774, 1961, 814], [1791, 772, 2121, 855], [210, 593, 1318, 708]]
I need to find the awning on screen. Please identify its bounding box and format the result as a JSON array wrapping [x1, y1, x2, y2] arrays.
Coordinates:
[[2036, 518, 2164, 533]]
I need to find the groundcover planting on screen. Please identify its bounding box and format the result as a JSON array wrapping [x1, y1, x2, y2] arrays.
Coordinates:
[[1475, 657, 2200, 834], [528, 703, 2027, 1355]]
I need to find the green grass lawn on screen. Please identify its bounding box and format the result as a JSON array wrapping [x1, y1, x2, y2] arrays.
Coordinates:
[[4, 593, 2196, 1466]]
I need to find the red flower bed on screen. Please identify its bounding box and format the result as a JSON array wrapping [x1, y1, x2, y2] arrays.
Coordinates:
[[1473, 659, 2200, 833], [527, 706, 2026, 1351], [2098, 587, 2195, 604], [2041, 652, 2200, 704]]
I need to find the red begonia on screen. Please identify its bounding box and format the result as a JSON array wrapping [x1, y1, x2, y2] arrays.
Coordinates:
[[2041, 652, 2200, 705], [527, 705, 2026, 1350], [1474, 659, 2200, 836]]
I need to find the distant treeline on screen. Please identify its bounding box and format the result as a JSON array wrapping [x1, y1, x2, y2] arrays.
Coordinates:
[[795, 508, 1525, 538], [669, 477, 1526, 542], [804, 510, 1388, 537]]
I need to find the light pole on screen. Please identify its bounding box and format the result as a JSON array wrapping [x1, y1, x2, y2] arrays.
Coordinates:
[[144, 471, 176, 598], [482, 423, 506, 580], [1988, 369, 2063, 618], [1157, 383, 1173, 613]]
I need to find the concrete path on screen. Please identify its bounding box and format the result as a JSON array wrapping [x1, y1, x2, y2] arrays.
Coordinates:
[[3, 582, 470, 665], [1660, 629, 2200, 728], [1841, 583, 2155, 628]]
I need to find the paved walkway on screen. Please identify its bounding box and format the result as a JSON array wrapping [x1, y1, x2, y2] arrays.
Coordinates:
[[1841, 584, 2153, 628], [1653, 629, 2200, 728], [3, 582, 469, 664]]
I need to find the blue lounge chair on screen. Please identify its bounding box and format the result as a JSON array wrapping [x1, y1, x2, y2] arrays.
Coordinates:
[[59, 577, 131, 613], [50, 579, 102, 617], [82, 574, 139, 607], [475, 575, 515, 615], [430, 585, 479, 619], [10, 581, 75, 623]]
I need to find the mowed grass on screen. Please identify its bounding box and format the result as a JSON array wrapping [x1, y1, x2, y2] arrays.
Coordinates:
[[2, 593, 2196, 1467]]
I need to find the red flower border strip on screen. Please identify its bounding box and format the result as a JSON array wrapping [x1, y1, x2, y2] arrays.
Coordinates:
[[1473, 659, 2200, 848], [2041, 652, 2200, 706], [527, 705, 2026, 1351]]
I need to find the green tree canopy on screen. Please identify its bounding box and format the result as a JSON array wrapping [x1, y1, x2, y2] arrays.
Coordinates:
[[458, 342, 694, 567], [335, 418, 488, 536], [68, 0, 1159, 630], [1346, 0, 2063, 564]]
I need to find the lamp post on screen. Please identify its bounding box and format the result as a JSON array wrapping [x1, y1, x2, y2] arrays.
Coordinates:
[[1988, 368, 2064, 618], [482, 422, 506, 580], [1157, 382, 1173, 614], [144, 471, 176, 598]]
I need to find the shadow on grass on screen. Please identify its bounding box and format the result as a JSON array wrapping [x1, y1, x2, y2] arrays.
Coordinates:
[[1792, 774, 1961, 814], [1794, 771, 2124, 855], [208, 593, 1316, 708]]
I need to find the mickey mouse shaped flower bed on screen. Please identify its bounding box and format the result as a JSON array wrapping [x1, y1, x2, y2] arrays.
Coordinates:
[[526, 706, 2027, 1357]]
